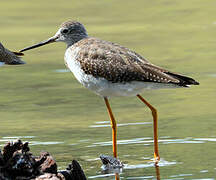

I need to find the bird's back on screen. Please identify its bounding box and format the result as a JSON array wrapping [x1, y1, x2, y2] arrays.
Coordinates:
[[67, 37, 199, 87]]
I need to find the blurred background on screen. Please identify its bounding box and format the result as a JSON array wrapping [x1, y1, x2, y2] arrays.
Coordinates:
[[0, 0, 216, 179]]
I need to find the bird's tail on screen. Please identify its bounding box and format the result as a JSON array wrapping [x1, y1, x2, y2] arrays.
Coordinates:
[[165, 72, 199, 87]]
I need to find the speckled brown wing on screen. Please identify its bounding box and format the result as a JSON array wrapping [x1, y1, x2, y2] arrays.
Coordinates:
[[73, 37, 198, 86]]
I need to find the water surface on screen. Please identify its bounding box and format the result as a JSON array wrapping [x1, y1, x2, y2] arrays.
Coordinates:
[[0, 0, 216, 179]]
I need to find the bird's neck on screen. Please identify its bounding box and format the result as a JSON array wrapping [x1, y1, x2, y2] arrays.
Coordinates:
[[66, 34, 88, 47]]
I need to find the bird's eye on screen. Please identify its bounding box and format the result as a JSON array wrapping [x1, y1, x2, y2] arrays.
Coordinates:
[[62, 29, 69, 34]]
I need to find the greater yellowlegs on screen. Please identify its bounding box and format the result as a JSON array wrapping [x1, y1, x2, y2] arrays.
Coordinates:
[[20, 20, 199, 163]]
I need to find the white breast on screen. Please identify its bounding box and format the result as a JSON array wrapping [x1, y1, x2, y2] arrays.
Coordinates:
[[64, 47, 86, 85], [64, 47, 109, 95]]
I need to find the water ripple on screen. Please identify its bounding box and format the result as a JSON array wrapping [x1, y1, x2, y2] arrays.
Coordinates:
[[0, 62, 5, 67], [95, 121, 110, 124], [89, 122, 152, 128], [126, 176, 154, 179], [88, 173, 117, 179], [191, 179, 214, 180], [55, 69, 70, 73], [2, 136, 35, 139], [0, 136, 36, 144], [209, 73, 216, 77], [200, 170, 209, 173], [193, 138, 216, 142], [0, 136, 63, 146], [30, 141, 64, 145], [86, 137, 152, 147], [124, 159, 176, 170], [170, 173, 193, 178], [86, 137, 207, 147]]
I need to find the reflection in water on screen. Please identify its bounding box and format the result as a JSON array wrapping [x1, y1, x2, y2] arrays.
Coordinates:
[[55, 69, 70, 73], [123, 165, 160, 180], [89, 159, 173, 179], [155, 165, 160, 180], [115, 173, 120, 180], [107, 165, 160, 180]]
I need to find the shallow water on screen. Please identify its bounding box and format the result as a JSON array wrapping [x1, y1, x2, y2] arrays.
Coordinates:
[[1, 0, 216, 179]]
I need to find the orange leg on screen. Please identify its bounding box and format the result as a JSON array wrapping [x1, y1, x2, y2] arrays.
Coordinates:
[[115, 173, 120, 180], [104, 97, 117, 158], [137, 94, 160, 163]]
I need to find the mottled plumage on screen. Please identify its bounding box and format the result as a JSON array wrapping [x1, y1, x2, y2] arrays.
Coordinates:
[[69, 37, 198, 87], [0, 42, 25, 65]]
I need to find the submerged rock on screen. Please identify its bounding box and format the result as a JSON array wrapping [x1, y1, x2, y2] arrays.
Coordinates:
[[0, 42, 25, 65], [0, 140, 86, 180]]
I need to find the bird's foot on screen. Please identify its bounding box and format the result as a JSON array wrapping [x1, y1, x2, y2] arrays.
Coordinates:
[[154, 153, 160, 165], [100, 154, 123, 174], [100, 154, 124, 169]]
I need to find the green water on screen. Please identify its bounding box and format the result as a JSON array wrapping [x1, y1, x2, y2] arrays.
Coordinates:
[[0, 0, 216, 179]]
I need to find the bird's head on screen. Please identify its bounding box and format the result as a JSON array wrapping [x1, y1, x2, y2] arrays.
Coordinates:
[[20, 20, 88, 52]]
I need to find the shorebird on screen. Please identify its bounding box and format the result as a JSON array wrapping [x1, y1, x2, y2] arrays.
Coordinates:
[[0, 42, 25, 65], [20, 20, 199, 163]]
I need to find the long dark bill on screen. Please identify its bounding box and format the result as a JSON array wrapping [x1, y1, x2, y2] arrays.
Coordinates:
[[19, 36, 58, 52]]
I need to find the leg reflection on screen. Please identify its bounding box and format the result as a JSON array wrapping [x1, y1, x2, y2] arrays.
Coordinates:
[[115, 173, 120, 180], [155, 164, 160, 180]]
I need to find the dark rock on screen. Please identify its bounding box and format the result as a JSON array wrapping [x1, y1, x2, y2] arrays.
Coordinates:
[[22, 142, 30, 153], [39, 152, 57, 174], [59, 160, 87, 180], [3, 139, 23, 162], [0, 150, 5, 166], [6, 152, 36, 177], [0, 140, 87, 180]]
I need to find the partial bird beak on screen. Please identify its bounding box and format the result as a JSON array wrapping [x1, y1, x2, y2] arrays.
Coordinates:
[[13, 52, 24, 56], [20, 35, 59, 52]]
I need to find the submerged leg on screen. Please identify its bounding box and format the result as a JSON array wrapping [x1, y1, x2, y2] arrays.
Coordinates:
[[115, 173, 120, 180], [104, 97, 117, 158], [137, 94, 160, 163]]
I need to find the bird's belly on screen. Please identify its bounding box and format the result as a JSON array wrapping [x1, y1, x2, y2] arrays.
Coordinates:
[[64, 47, 179, 97]]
